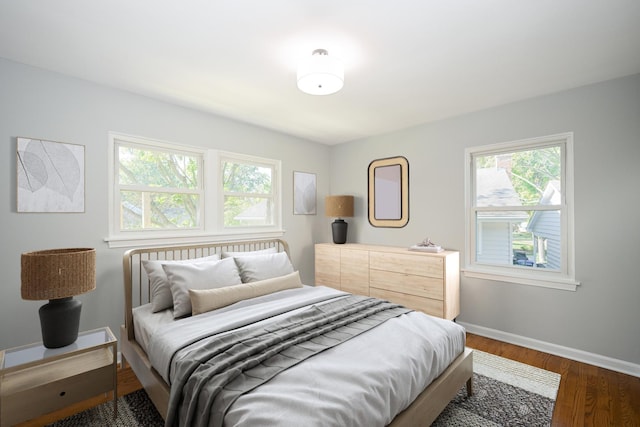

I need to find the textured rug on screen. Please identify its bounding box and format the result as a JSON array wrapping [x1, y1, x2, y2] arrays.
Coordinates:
[[46, 390, 164, 427], [433, 349, 561, 426], [48, 349, 560, 426]]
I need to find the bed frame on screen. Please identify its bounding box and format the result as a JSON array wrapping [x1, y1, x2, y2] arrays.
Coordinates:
[[120, 238, 473, 426]]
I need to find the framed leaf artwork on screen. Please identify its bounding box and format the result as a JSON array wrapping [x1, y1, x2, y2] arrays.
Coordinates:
[[17, 137, 85, 213], [293, 171, 316, 215]]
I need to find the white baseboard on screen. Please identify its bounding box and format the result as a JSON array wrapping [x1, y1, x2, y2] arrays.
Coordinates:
[[458, 321, 640, 378]]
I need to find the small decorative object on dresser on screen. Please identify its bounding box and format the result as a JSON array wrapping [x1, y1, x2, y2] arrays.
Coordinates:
[[409, 237, 444, 253], [315, 243, 460, 320], [21, 248, 96, 348]]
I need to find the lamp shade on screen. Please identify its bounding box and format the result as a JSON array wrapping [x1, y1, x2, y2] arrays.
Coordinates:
[[297, 49, 344, 96], [21, 248, 96, 300], [325, 195, 354, 218]]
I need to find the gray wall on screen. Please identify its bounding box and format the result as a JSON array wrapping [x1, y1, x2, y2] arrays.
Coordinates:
[[0, 58, 331, 350], [2, 56, 638, 369], [331, 73, 640, 366]]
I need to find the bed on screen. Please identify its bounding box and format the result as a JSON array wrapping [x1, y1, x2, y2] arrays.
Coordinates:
[[121, 239, 473, 426]]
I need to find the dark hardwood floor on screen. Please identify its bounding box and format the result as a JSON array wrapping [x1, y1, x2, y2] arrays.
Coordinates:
[[18, 333, 640, 426], [466, 333, 640, 427]]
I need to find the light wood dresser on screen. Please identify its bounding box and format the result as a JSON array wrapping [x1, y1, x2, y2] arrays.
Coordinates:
[[315, 243, 460, 320]]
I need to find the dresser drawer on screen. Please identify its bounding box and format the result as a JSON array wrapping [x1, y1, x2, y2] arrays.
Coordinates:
[[340, 248, 369, 296], [370, 269, 443, 300], [315, 244, 340, 287], [370, 251, 444, 278], [370, 288, 444, 318]]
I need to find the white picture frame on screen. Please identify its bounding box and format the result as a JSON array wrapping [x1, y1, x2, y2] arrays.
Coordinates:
[[17, 137, 85, 213], [293, 171, 316, 215]]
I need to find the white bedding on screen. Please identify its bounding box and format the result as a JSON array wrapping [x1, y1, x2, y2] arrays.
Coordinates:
[[135, 285, 466, 427], [132, 303, 174, 354]]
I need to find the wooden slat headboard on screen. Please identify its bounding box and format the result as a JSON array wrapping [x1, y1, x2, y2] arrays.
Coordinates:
[[122, 239, 290, 340]]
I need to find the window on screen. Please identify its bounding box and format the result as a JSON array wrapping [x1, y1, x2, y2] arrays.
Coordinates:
[[116, 139, 204, 232], [464, 133, 578, 290], [107, 133, 282, 247], [220, 153, 278, 228]]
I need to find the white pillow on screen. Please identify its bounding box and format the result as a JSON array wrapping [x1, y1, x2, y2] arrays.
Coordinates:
[[142, 254, 220, 312], [221, 247, 278, 258], [162, 257, 242, 318], [190, 271, 303, 315], [233, 252, 294, 283]]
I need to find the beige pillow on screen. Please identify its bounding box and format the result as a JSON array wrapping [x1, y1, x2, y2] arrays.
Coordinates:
[[190, 271, 303, 315]]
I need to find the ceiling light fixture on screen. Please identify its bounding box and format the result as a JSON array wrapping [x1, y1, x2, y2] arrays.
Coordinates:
[[297, 49, 344, 95]]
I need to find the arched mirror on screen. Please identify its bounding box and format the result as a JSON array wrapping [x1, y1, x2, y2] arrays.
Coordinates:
[[368, 156, 409, 227]]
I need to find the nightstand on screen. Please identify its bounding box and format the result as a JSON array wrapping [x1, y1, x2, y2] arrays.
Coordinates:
[[0, 327, 117, 426]]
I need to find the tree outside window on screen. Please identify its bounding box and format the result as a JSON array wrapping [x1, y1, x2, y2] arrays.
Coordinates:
[[118, 143, 202, 231], [222, 158, 275, 227]]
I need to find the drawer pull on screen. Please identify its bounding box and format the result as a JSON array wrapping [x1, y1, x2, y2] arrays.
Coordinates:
[[59, 391, 66, 397]]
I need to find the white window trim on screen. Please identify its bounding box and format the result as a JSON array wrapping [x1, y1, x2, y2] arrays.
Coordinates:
[[105, 132, 284, 248], [463, 132, 579, 291]]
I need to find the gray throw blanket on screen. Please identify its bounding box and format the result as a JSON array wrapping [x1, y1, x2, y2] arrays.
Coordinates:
[[165, 295, 412, 427]]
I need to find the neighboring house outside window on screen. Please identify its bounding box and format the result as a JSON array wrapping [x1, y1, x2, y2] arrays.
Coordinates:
[[475, 168, 529, 266], [107, 133, 282, 248], [464, 133, 578, 291], [528, 181, 562, 270]]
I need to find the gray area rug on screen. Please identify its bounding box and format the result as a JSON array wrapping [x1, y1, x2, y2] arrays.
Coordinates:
[[433, 349, 561, 426], [46, 390, 164, 427], [48, 349, 560, 426]]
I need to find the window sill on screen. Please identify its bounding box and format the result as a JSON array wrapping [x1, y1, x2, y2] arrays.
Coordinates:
[[105, 230, 286, 249], [462, 266, 580, 291]]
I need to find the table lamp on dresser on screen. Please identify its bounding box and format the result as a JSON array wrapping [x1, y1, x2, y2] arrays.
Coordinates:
[[21, 248, 96, 348], [325, 195, 354, 244]]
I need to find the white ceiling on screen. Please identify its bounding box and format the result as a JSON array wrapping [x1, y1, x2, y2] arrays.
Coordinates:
[[1, 1, 639, 145]]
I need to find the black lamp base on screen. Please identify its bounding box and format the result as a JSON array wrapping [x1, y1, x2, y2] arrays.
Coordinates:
[[331, 219, 349, 244], [39, 297, 82, 348]]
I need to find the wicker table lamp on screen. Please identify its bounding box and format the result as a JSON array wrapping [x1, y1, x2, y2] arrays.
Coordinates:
[[21, 248, 96, 348], [325, 195, 354, 244]]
